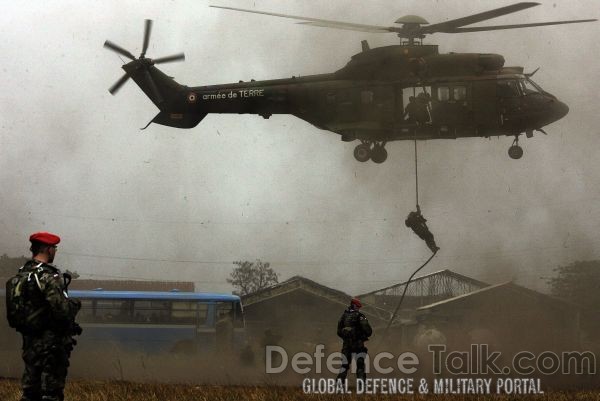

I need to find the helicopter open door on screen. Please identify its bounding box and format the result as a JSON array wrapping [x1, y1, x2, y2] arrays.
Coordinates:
[[400, 86, 432, 123]]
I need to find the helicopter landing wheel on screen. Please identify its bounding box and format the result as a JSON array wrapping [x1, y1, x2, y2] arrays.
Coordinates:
[[370, 144, 388, 164], [508, 136, 523, 159], [354, 143, 371, 162], [508, 145, 523, 159]]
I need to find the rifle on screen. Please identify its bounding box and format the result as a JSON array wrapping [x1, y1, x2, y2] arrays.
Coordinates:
[[62, 271, 83, 337]]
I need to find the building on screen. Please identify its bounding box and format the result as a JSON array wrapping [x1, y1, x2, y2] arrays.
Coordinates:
[[357, 269, 582, 353], [241, 275, 390, 351], [414, 281, 582, 352]]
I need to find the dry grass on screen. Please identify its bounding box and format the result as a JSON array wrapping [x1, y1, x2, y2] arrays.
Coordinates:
[[0, 379, 598, 401]]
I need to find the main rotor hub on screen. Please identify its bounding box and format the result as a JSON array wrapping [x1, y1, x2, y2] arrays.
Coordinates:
[[393, 15, 430, 45], [394, 15, 429, 25]]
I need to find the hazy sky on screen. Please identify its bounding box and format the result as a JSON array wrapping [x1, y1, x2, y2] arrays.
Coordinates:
[[1, 0, 598, 295]]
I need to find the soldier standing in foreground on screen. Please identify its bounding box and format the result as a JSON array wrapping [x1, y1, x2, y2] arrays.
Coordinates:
[[5, 232, 82, 401], [336, 298, 372, 383]]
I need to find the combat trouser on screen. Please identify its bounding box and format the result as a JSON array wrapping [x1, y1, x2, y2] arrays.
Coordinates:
[[21, 330, 74, 401], [336, 342, 368, 382]]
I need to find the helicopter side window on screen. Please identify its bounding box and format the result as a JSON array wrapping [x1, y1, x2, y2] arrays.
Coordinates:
[[497, 80, 521, 97], [453, 86, 466, 101], [361, 90, 374, 104], [438, 87, 450, 101]]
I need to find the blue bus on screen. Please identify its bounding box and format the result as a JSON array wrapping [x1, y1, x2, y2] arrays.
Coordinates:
[[1, 289, 245, 354]]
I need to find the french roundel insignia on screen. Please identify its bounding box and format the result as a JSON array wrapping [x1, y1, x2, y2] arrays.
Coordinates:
[[187, 92, 197, 103]]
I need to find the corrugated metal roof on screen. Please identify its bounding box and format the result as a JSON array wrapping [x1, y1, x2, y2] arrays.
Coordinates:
[[358, 269, 488, 297], [416, 281, 580, 311]]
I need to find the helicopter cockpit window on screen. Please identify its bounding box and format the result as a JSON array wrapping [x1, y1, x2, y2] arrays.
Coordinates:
[[497, 80, 522, 97], [519, 79, 544, 95], [438, 87, 450, 101]]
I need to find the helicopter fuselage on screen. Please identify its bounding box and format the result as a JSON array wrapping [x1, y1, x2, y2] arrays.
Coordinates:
[[123, 44, 568, 161]]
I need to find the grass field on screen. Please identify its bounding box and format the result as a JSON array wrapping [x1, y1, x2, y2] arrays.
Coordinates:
[[0, 379, 599, 401]]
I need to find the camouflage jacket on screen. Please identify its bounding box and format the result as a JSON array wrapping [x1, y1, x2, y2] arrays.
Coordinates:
[[337, 308, 373, 344], [20, 259, 80, 333]]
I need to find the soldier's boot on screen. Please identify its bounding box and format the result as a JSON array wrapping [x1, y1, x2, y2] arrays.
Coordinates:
[[426, 240, 440, 253], [20, 390, 41, 401], [41, 393, 62, 401], [336, 365, 349, 383]]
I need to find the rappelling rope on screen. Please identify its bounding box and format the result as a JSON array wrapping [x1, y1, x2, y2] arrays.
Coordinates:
[[376, 129, 438, 345], [378, 250, 438, 345], [414, 138, 419, 208]]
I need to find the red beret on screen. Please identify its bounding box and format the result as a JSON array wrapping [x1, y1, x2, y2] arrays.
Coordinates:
[[29, 232, 61, 246], [351, 298, 362, 308]]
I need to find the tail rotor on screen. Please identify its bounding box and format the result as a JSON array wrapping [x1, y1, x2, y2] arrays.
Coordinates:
[[104, 19, 185, 99]]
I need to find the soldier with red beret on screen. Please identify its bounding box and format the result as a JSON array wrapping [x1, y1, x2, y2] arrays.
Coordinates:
[[5, 232, 81, 401], [336, 297, 372, 384]]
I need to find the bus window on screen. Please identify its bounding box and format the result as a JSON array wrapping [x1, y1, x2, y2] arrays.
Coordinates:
[[95, 299, 131, 323], [133, 300, 170, 323], [197, 303, 208, 326], [453, 86, 467, 101], [217, 301, 233, 321], [438, 87, 450, 101], [171, 301, 197, 324], [78, 299, 95, 323]]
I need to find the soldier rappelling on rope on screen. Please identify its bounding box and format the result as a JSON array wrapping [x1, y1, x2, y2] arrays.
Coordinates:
[[406, 136, 439, 254], [405, 205, 439, 253]]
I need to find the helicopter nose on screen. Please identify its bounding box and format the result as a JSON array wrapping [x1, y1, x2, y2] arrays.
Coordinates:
[[552, 99, 569, 121], [539, 96, 569, 127]]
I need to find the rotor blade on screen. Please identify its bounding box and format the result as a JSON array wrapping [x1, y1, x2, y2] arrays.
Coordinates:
[[210, 5, 392, 33], [108, 73, 130, 95], [153, 53, 186, 64], [141, 19, 153, 57], [422, 2, 540, 34], [298, 21, 392, 33], [439, 19, 598, 33], [104, 40, 136, 60], [144, 70, 163, 104]]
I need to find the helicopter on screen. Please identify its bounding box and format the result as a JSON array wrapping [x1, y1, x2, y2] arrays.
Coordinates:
[[104, 2, 596, 163]]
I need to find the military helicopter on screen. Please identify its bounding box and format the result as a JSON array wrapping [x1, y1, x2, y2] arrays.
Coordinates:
[[104, 2, 596, 163]]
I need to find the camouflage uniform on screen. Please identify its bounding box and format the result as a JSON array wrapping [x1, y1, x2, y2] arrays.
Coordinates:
[[18, 260, 80, 401], [404, 97, 429, 125], [336, 307, 372, 382], [405, 209, 439, 253]]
